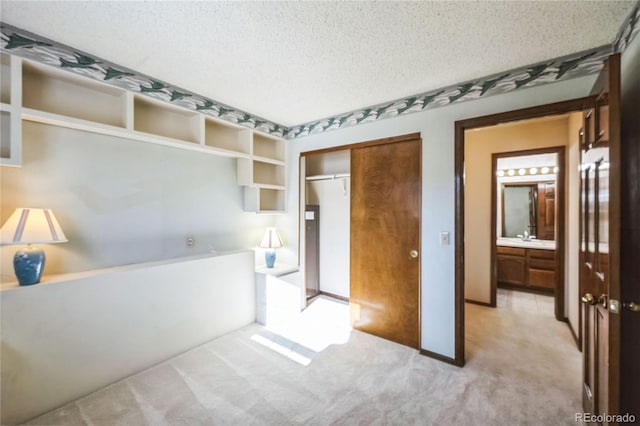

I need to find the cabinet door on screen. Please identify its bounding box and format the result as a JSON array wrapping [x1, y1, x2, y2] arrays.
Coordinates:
[[497, 255, 526, 285], [528, 268, 555, 290]]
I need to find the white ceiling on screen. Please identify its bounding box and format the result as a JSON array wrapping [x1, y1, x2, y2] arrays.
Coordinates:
[[1, 1, 635, 126]]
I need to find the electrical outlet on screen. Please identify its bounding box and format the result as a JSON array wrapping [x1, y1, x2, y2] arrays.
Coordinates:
[[440, 232, 450, 245], [186, 236, 195, 247]]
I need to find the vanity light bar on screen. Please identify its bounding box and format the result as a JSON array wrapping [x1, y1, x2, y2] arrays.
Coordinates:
[[497, 165, 558, 177]]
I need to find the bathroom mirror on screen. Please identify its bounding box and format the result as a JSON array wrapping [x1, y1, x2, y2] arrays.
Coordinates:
[[500, 181, 555, 240], [502, 184, 538, 238]]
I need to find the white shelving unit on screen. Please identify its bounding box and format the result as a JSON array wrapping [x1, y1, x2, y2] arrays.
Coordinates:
[[0, 53, 287, 212], [0, 52, 22, 166], [237, 131, 286, 213]]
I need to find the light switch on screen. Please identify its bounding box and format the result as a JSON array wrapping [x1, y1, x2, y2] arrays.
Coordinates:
[[305, 211, 315, 220], [440, 232, 450, 245]]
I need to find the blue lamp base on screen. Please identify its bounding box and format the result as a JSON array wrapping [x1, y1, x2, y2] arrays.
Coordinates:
[[265, 249, 276, 268], [14, 245, 45, 286]]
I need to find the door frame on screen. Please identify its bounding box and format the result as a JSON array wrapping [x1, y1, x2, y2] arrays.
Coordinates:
[[454, 97, 596, 366], [299, 132, 422, 343], [490, 145, 566, 320]]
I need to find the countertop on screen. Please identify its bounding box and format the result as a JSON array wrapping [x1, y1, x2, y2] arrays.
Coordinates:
[[496, 237, 555, 250]]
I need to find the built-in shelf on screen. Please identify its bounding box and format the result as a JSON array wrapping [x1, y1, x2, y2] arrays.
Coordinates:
[[1, 53, 11, 105], [1, 111, 11, 159], [0, 52, 21, 166], [23, 61, 127, 128], [133, 95, 201, 144], [253, 132, 285, 162], [254, 160, 285, 187], [1, 53, 287, 212], [204, 117, 251, 155], [243, 187, 285, 213]]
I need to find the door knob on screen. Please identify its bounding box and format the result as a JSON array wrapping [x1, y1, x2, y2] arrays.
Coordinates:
[[623, 302, 640, 312], [598, 294, 608, 307], [410, 250, 419, 258], [582, 293, 596, 305]]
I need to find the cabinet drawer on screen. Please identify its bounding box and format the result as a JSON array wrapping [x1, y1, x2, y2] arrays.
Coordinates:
[[528, 258, 556, 270], [497, 246, 526, 256], [528, 248, 555, 259], [529, 268, 555, 289]]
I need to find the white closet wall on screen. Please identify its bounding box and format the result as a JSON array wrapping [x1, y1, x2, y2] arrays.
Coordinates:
[[306, 151, 350, 298]]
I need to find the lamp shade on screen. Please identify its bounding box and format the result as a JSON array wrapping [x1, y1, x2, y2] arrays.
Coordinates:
[[259, 227, 283, 249], [0, 208, 68, 245]]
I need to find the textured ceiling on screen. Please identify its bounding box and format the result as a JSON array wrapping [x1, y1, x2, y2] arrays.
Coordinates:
[[1, 1, 635, 126]]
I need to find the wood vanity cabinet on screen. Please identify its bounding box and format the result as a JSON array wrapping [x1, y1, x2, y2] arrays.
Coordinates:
[[497, 246, 556, 293], [496, 247, 527, 285]]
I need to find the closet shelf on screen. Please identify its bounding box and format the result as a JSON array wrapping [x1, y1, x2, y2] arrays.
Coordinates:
[[305, 173, 350, 181]]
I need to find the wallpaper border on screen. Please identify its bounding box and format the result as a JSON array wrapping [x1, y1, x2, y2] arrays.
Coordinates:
[[2, 2, 638, 141]]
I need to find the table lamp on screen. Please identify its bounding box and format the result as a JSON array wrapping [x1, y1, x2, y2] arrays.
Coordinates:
[[259, 227, 283, 268], [0, 208, 68, 286]]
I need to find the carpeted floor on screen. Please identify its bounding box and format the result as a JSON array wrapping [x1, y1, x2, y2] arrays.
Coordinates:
[[25, 292, 581, 425]]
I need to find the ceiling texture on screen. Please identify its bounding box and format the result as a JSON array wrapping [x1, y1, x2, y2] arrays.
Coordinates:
[[1, 1, 637, 139]]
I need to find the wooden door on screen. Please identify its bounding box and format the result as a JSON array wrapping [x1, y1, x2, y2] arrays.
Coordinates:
[[350, 135, 421, 349], [580, 54, 620, 418]]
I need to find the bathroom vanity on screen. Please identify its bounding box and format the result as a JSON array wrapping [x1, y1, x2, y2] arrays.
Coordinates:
[[496, 238, 557, 293]]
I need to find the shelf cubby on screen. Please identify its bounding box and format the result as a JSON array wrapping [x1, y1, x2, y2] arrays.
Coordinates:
[[254, 160, 285, 186], [1, 111, 11, 159], [0, 110, 20, 166], [22, 61, 127, 128], [253, 132, 285, 162], [243, 187, 285, 213], [204, 118, 251, 154], [133, 95, 201, 144], [234, 158, 287, 188], [1, 53, 11, 105]]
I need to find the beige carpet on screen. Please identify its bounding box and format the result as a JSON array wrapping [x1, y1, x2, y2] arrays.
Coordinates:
[[25, 292, 581, 425]]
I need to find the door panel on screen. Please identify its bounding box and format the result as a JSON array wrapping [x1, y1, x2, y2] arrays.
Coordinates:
[[350, 137, 421, 349], [580, 53, 621, 420]]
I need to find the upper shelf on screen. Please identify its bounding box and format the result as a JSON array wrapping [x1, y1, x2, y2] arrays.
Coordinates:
[[23, 61, 128, 128], [3, 53, 284, 164], [2, 52, 287, 212]]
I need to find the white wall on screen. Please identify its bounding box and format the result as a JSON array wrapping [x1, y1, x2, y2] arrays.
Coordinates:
[[0, 250, 256, 425], [277, 75, 596, 358], [0, 122, 274, 282]]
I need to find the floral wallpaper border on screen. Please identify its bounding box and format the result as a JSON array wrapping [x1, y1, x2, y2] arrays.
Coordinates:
[[1, 2, 638, 142], [285, 45, 612, 139], [0, 23, 288, 138]]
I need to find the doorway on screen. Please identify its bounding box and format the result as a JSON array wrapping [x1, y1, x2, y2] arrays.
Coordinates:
[[454, 97, 595, 365], [299, 133, 422, 349], [491, 146, 566, 322]]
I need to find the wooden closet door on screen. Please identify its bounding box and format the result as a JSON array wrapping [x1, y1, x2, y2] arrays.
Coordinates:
[[350, 135, 421, 348]]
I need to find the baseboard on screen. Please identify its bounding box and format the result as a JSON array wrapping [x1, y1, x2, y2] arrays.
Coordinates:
[[464, 298, 494, 307], [419, 349, 464, 367], [318, 290, 349, 303], [564, 317, 581, 351]]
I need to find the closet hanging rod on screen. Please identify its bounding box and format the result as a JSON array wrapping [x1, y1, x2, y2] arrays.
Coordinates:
[[305, 173, 351, 181]]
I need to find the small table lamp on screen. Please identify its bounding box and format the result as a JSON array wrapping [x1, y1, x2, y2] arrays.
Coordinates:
[[0, 208, 68, 286], [259, 227, 283, 268]]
